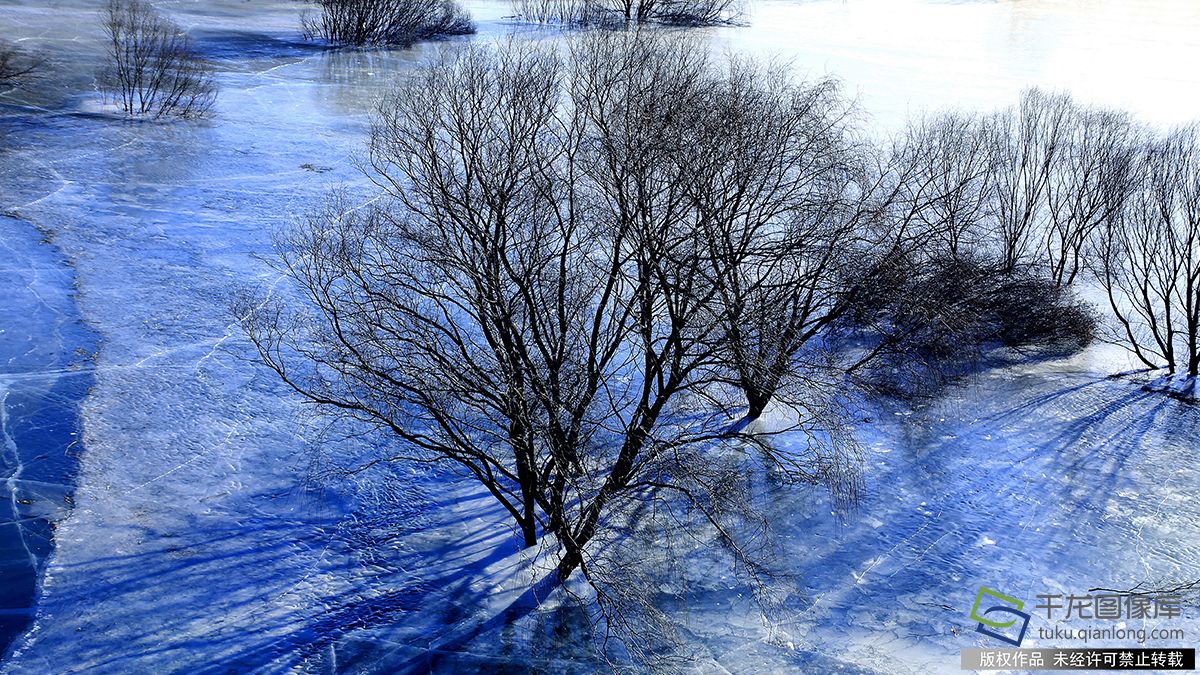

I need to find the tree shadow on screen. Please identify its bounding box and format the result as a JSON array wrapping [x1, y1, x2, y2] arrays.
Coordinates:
[[13, 470, 548, 673], [741, 373, 1190, 657]]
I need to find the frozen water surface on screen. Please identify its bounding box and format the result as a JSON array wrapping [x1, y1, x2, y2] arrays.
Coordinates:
[[0, 213, 95, 656], [0, 0, 1198, 672]]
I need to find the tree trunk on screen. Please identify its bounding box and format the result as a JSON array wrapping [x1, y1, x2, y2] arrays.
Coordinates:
[[556, 548, 581, 581], [746, 390, 770, 421], [520, 515, 538, 548]]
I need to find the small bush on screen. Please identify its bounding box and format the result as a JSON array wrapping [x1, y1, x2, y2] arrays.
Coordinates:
[[98, 0, 216, 119], [302, 0, 475, 47], [990, 274, 1096, 349], [844, 253, 1096, 394]]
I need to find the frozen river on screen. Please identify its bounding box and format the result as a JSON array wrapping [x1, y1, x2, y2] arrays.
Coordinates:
[[0, 0, 1198, 671]]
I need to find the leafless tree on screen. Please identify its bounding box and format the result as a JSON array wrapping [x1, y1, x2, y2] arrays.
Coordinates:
[[889, 110, 997, 260], [301, 0, 474, 46], [98, 0, 216, 119], [1044, 104, 1137, 287], [987, 88, 1073, 274], [672, 62, 878, 421], [1095, 126, 1200, 375], [239, 35, 858, 661]]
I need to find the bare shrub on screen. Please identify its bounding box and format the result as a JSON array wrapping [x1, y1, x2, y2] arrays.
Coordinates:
[[512, 0, 740, 27], [649, 0, 741, 25], [98, 0, 216, 119], [511, 0, 616, 25], [301, 0, 474, 46], [845, 253, 1096, 396]]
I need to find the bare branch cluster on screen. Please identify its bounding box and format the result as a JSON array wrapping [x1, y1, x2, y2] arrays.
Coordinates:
[[301, 0, 475, 46], [1094, 125, 1200, 375], [0, 42, 42, 89], [98, 0, 217, 119], [512, 0, 741, 27], [883, 90, 1137, 285]]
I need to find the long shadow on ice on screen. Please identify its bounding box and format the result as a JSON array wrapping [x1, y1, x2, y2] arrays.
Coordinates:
[[756, 372, 1200, 665], [7, 479, 525, 672]]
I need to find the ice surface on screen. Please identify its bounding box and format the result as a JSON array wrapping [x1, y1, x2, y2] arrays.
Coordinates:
[[0, 213, 95, 655], [0, 0, 1199, 672]]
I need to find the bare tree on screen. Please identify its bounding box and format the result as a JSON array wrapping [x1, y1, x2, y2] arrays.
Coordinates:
[[1175, 128, 1200, 376], [301, 0, 474, 46], [1044, 104, 1137, 287], [988, 88, 1073, 274], [1095, 126, 1200, 375], [238, 37, 858, 657], [892, 110, 997, 260], [671, 62, 879, 421], [98, 0, 216, 119], [989, 90, 1137, 287]]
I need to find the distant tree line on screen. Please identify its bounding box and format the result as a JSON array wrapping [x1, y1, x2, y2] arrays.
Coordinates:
[[512, 0, 740, 26]]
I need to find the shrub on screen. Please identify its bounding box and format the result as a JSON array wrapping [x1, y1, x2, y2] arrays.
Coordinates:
[[512, 0, 740, 27], [98, 0, 216, 119], [844, 253, 1096, 394], [301, 0, 475, 47]]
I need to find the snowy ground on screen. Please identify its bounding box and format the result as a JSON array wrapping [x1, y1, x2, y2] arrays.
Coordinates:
[[1, 0, 1199, 673]]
